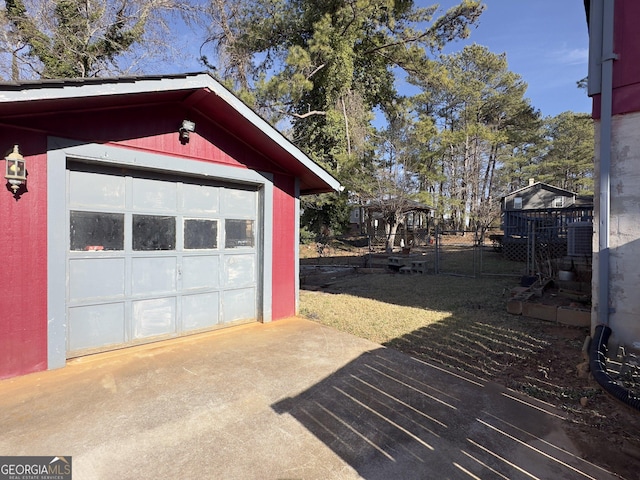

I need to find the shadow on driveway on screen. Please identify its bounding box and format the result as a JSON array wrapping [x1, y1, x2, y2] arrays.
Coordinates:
[[273, 346, 617, 480]]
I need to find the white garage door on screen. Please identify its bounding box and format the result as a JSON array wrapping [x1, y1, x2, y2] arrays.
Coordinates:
[[66, 166, 259, 357]]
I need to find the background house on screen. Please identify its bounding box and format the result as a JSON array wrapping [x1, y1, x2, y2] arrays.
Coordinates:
[[500, 180, 593, 261], [502, 179, 580, 211], [0, 73, 340, 380]]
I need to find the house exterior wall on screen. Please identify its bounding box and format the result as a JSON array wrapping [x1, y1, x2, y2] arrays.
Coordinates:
[[0, 130, 49, 379], [592, 1, 640, 118], [504, 188, 573, 210], [272, 174, 298, 320], [592, 113, 640, 351], [0, 108, 300, 379], [591, 0, 640, 352], [23, 104, 270, 172]]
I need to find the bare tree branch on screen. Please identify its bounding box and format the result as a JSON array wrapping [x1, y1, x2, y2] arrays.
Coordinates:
[[280, 109, 327, 119]]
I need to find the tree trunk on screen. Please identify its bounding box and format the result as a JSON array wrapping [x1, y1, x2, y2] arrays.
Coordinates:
[[341, 96, 351, 156], [385, 210, 404, 253], [385, 222, 396, 253]]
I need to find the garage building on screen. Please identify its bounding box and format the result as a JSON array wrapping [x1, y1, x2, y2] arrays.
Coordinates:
[[0, 73, 341, 380]]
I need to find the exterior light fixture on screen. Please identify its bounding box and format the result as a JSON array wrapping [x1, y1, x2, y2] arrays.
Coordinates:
[[179, 120, 196, 144], [5, 145, 26, 196]]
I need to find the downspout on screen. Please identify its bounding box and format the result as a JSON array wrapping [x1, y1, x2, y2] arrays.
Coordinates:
[[596, 0, 615, 330]]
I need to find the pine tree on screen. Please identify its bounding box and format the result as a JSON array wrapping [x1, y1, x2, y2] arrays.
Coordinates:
[[535, 112, 594, 195], [411, 44, 541, 229]]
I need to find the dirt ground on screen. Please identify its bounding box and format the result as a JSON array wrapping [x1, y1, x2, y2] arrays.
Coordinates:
[[392, 317, 640, 480], [500, 322, 640, 480], [300, 244, 640, 479]]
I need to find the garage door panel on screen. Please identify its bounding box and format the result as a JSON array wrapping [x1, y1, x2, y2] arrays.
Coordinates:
[[182, 293, 220, 330], [133, 297, 176, 339], [132, 177, 177, 212], [224, 219, 254, 248], [181, 183, 219, 213], [70, 211, 125, 251], [224, 254, 256, 288], [223, 288, 256, 323], [222, 188, 256, 217], [69, 258, 125, 300], [182, 256, 219, 290], [68, 303, 126, 351], [69, 171, 125, 208], [132, 257, 176, 294]]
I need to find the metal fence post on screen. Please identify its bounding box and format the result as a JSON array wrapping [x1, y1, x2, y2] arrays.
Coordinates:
[[476, 226, 482, 278], [435, 223, 440, 275]]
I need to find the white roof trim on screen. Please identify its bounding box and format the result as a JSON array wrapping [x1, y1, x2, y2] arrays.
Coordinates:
[[0, 73, 343, 193], [202, 76, 343, 193]]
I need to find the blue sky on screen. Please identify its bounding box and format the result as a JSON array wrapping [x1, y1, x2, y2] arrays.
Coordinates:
[[430, 0, 591, 117]]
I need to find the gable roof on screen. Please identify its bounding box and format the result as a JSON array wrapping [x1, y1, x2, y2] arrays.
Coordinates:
[[0, 72, 342, 195], [502, 181, 576, 199]]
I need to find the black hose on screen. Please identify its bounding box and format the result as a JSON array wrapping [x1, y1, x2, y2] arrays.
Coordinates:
[[589, 324, 640, 411]]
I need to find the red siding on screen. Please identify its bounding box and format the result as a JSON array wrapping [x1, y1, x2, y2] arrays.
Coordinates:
[[592, 0, 640, 118], [24, 104, 284, 173], [271, 174, 297, 320], [107, 108, 259, 169], [0, 133, 48, 379], [612, 0, 640, 92]]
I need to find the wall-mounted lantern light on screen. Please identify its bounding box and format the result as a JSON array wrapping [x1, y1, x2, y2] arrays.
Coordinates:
[[5, 145, 26, 196], [179, 119, 196, 144]]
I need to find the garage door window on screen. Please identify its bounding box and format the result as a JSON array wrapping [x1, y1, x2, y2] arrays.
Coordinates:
[[133, 215, 176, 251], [70, 211, 124, 251], [225, 219, 254, 248], [184, 219, 218, 250]]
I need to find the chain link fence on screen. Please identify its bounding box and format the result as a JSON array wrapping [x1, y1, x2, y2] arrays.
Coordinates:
[[302, 213, 595, 279], [301, 227, 526, 278], [365, 226, 526, 277], [430, 226, 524, 278]]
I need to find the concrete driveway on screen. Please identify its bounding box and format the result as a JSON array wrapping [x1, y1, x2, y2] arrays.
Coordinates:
[[0, 318, 619, 479]]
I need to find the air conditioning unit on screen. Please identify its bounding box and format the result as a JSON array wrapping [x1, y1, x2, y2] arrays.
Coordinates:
[[567, 221, 593, 256]]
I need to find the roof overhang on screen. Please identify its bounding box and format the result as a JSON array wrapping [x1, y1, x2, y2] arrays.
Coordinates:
[[501, 182, 577, 200], [584, 0, 590, 26], [0, 72, 342, 195]]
